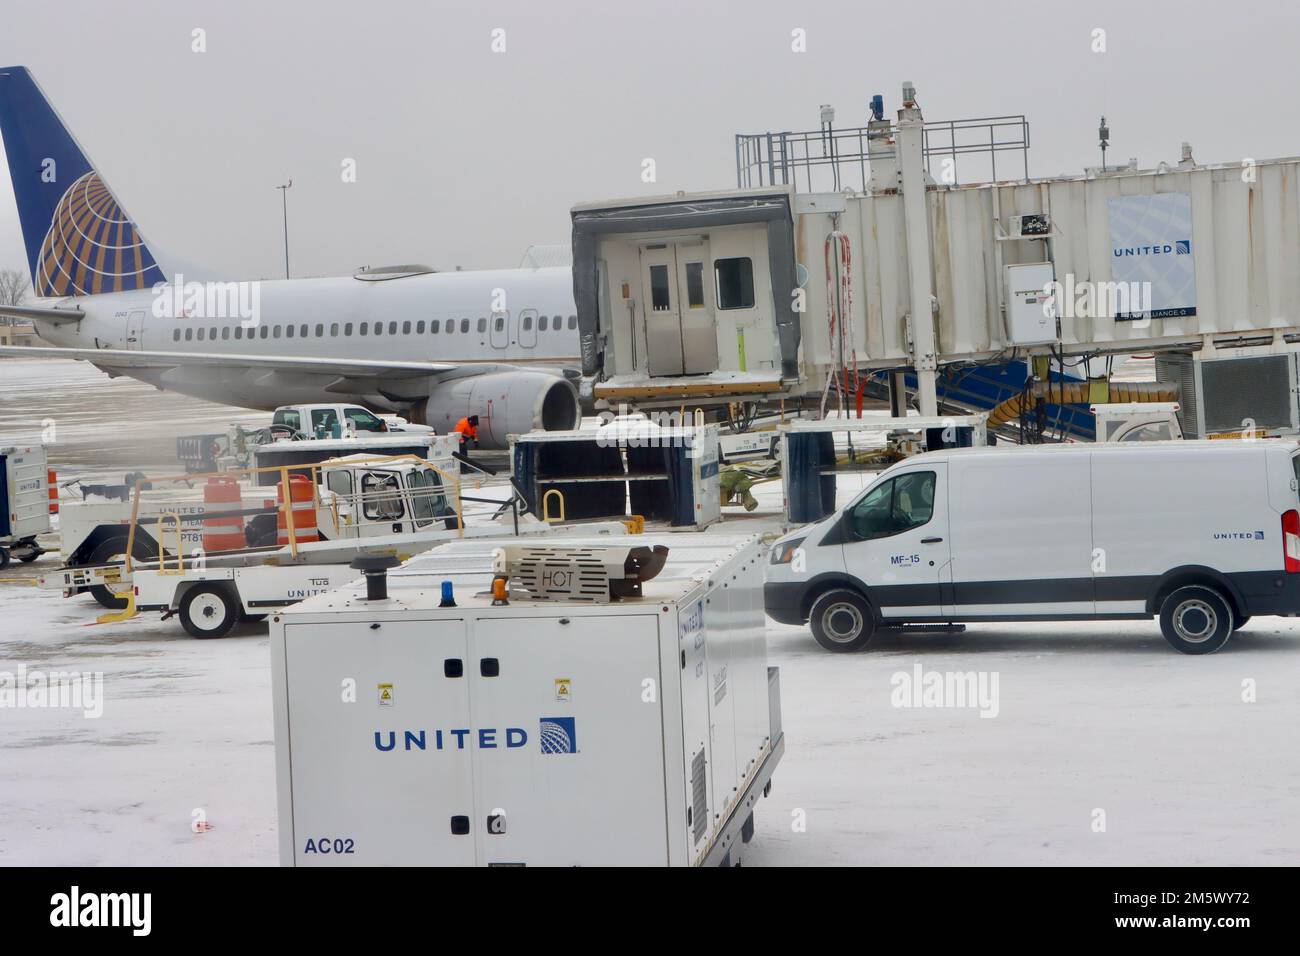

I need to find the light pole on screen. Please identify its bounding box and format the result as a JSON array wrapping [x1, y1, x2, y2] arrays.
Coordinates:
[[276, 180, 292, 278]]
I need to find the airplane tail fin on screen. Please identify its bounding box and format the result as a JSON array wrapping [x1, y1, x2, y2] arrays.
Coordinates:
[[0, 66, 165, 297]]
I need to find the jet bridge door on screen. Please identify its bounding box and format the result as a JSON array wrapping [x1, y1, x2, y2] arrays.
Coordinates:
[[640, 243, 719, 377]]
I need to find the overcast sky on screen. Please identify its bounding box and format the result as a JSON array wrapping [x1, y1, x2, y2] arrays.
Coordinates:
[[1, 0, 1297, 287]]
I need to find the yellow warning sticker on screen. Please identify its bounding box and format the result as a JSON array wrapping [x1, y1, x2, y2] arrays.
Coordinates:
[[554, 678, 572, 702], [378, 683, 394, 706]]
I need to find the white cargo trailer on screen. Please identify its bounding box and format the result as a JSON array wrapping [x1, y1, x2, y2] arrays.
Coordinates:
[[0, 443, 51, 567], [270, 534, 782, 866]]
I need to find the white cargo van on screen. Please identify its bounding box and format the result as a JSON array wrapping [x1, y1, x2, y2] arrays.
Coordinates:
[[765, 441, 1300, 654]]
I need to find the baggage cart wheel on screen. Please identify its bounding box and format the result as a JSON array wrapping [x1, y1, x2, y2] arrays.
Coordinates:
[[86, 537, 152, 609], [0, 547, 9, 570], [1159, 585, 1233, 655], [808, 588, 875, 652], [179, 584, 240, 639]]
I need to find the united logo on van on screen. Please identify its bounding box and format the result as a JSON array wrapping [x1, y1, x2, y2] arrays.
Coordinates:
[[1212, 530, 1265, 540]]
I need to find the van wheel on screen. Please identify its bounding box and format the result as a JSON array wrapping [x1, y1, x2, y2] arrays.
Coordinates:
[[1159, 585, 1233, 654], [808, 589, 875, 652], [179, 584, 239, 639]]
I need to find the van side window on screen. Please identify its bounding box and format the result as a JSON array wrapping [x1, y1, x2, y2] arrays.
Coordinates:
[[849, 471, 936, 540]]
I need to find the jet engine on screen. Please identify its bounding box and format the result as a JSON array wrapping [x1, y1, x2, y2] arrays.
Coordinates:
[[413, 371, 580, 449]]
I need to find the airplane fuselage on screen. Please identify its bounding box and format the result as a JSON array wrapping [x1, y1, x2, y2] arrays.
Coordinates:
[[38, 266, 581, 412]]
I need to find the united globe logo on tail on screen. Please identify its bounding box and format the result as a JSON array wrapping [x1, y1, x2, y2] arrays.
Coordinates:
[[36, 171, 164, 296]]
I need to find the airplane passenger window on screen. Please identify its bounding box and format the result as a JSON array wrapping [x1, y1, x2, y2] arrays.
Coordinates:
[[359, 322, 368, 335], [430, 320, 439, 333], [494, 316, 505, 332], [173, 329, 180, 342], [477, 318, 487, 333], [210, 327, 217, 339], [373, 322, 383, 336], [273, 326, 282, 338], [185, 328, 194, 341], [235, 327, 243, 339], [344, 323, 353, 336], [460, 319, 469, 333], [446, 322, 454, 334], [315, 324, 324, 337], [416, 321, 425, 334], [540, 316, 549, 331], [260, 326, 269, 339], [198, 328, 205, 341], [714, 257, 755, 310], [330, 323, 339, 336], [390, 322, 398, 335], [286, 324, 295, 338], [568, 315, 577, 329], [221, 327, 230, 340], [522, 315, 532, 331]]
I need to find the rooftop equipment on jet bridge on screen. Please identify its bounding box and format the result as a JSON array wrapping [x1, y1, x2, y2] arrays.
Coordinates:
[[270, 534, 783, 866]]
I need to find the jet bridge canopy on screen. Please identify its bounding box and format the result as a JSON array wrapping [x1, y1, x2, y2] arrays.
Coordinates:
[[571, 188, 800, 406]]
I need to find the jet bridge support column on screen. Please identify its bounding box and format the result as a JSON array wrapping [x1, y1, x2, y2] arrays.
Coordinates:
[[897, 94, 939, 417]]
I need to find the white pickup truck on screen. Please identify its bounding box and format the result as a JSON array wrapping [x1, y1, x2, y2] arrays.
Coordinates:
[[271, 403, 433, 440]]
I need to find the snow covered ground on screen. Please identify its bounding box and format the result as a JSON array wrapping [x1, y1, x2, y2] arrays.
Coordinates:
[[2, 359, 1298, 866]]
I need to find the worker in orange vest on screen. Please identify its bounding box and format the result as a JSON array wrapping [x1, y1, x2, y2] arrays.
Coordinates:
[[453, 414, 480, 450]]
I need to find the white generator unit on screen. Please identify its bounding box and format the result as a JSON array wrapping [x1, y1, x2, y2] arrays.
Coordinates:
[[270, 534, 783, 866], [0, 443, 51, 567]]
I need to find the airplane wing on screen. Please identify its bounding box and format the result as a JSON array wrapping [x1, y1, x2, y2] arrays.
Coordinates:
[[0, 344, 457, 379], [0, 344, 553, 404]]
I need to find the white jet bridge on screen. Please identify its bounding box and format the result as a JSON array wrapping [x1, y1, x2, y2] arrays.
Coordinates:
[[570, 84, 1300, 422]]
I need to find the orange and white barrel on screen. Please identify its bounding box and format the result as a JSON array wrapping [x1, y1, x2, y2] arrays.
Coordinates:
[[202, 476, 245, 553], [277, 475, 320, 546]]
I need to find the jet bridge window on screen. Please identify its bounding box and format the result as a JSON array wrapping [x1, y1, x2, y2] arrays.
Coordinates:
[[686, 262, 705, 308], [849, 471, 936, 540], [714, 257, 755, 310], [361, 471, 404, 521], [650, 265, 671, 311]]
